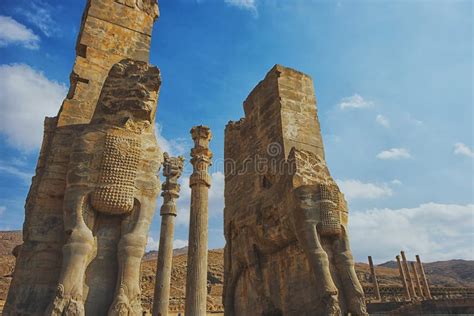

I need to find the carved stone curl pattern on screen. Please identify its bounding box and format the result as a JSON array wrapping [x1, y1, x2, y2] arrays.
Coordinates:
[[160, 152, 185, 216], [190, 125, 213, 188], [91, 131, 142, 215]]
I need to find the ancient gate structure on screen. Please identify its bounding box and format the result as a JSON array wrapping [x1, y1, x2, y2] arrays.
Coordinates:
[[4, 1, 160, 315], [223, 65, 367, 315]]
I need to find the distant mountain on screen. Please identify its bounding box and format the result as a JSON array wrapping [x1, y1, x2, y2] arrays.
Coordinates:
[[379, 259, 474, 288], [143, 246, 189, 261]]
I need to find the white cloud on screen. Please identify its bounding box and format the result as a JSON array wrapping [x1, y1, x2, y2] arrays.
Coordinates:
[[173, 239, 188, 249], [224, 0, 257, 12], [155, 123, 190, 157], [0, 206, 5, 217], [376, 148, 411, 160], [0, 64, 66, 149], [0, 16, 40, 49], [350, 203, 474, 262], [337, 179, 393, 200], [391, 179, 402, 185], [338, 94, 373, 110], [375, 114, 390, 128], [146, 236, 189, 252], [454, 142, 474, 158], [146, 236, 159, 252]]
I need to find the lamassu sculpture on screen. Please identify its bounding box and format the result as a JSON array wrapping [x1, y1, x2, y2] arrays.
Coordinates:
[[46, 59, 162, 315], [223, 65, 367, 315]]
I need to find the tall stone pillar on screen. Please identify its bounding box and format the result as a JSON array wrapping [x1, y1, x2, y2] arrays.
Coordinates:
[[411, 262, 424, 299], [153, 153, 185, 316], [185, 126, 212, 316], [401, 251, 416, 298], [368, 256, 381, 301], [416, 255, 432, 299], [396, 255, 411, 301]]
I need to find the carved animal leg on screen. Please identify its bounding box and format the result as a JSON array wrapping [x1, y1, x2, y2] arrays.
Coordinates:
[[109, 201, 151, 316], [295, 224, 341, 315], [333, 227, 367, 316], [46, 192, 96, 316]]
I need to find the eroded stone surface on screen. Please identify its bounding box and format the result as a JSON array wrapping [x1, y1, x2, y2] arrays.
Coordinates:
[[223, 65, 367, 315], [4, 1, 159, 315]]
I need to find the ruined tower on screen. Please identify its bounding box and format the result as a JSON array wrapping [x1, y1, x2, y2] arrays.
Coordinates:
[[223, 65, 366, 315], [4, 1, 160, 315]]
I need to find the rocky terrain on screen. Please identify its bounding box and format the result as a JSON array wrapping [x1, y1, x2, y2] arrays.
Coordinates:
[[1, 230, 473, 312]]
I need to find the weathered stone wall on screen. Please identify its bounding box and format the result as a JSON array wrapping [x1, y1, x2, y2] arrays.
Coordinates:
[[4, 1, 159, 315], [223, 65, 365, 315], [59, 0, 158, 126]]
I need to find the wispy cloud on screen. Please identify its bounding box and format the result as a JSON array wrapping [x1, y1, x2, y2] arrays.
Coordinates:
[[350, 202, 474, 262], [0, 64, 66, 149], [376, 148, 411, 160], [391, 179, 402, 185], [224, 0, 257, 14], [337, 179, 393, 200], [338, 94, 373, 110], [17, 0, 58, 37], [375, 114, 390, 128], [454, 142, 474, 158], [0, 160, 33, 184], [155, 123, 190, 157], [0, 206, 5, 217], [0, 16, 40, 49]]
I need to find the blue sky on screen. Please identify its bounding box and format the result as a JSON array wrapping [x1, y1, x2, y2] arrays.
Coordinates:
[[0, 0, 472, 263]]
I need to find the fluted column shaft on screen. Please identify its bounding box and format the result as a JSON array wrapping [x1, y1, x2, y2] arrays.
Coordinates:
[[185, 126, 212, 316], [411, 262, 424, 299], [396, 255, 411, 300], [416, 255, 432, 299], [368, 256, 381, 301], [153, 154, 185, 316], [401, 251, 416, 298]]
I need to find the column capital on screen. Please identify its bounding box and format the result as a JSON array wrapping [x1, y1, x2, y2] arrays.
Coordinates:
[[160, 152, 184, 216]]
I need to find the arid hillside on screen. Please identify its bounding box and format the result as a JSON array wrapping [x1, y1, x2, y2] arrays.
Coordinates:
[[1, 230, 473, 312]]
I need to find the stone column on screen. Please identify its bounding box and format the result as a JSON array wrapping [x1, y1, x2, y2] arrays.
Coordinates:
[[416, 255, 432, 299], [396, 255, 411, 301], [368, 256, 381, 301], [411, 262, 424, 299], [401, 251, 416, 298], [185, 126, 212, 316], [153, 153, 185, 316]]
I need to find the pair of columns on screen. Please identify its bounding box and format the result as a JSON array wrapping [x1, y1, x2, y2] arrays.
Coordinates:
[[152, 126, 212, 316]]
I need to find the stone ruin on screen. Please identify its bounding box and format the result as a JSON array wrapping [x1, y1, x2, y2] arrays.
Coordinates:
[[223, 65, 367, 315], [4, 1, 369, 315], [47, 58, 161, 315], [4, 0, 160, 315]]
